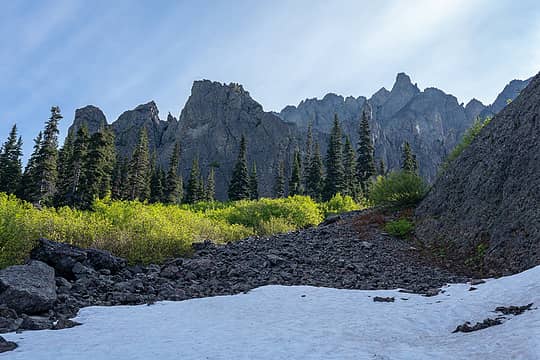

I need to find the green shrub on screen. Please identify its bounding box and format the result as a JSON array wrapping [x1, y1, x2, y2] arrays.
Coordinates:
[[384, 219, 414, 238], [441, 116, 492, 171], [256, 217, 296, 236], [369, 172, 428, 209], [319, 193, 363, 217]]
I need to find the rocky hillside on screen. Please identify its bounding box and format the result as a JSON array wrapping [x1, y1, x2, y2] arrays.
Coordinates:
[[279, 73, 530, 182], [66, 74, 530, 200], [415, 72, 540, 275]]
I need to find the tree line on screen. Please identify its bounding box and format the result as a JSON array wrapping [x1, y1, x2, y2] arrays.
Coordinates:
[[0, 106, 419, 208]]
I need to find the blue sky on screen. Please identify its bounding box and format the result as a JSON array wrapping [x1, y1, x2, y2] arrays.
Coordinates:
[[1, 0, 540, 159]]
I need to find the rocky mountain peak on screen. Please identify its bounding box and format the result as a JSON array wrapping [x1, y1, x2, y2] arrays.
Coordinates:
[[68, 105, 108, 136], [380, 73, 421, 119]]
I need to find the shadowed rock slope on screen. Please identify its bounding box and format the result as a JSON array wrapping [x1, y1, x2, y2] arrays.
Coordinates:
[[415, 72, 540, 275]]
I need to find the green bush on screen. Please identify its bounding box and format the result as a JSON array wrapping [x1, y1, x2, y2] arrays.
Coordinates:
[[256, 217, 296, 236], [369, 172, 428, 209], [319, 193, 363, 217], [441, 116, 492, 171], [384, 219, 414, 238]]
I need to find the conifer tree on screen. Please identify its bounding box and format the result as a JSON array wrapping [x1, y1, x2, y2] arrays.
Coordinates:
[[35, 106, 63, 205], [80, 128, 116, 208], [18, 132, 42, 202], [356, 109, 376, 194], [306, 142, 324, 201], [112, 156, 129, 200], [127, 128, 151, 201], [198, 174, 205, 201], [322, 114, 345, 201], [273, 159, 286, 198], [55, 125, 89, 207], [164, 142, 182, 204], [227, 135, 250, 201], [343, 136, 358, 198], [401, 141, 418, 173], [249, 162, 259, 200], [150, 167, 165, 203], [289, 149, 302, 196], [303, 122, 313, 189], [378, 159, 386, 175], [0, 125, 23, 195], [205, 167, 216, 201], [185, 157, 202, 204]]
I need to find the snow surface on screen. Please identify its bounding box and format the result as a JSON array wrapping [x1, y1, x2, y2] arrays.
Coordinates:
[[3, 266, 540, 360]]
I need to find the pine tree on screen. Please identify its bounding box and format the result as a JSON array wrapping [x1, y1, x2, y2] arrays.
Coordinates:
[[205, 167, 216, 201], [227, 135, 250, 201], [0, 125, 23, 195], [249, 162, 259, 200], [402, 141, 418, 173], [303, 122, 313, 189], [164, 142, 182, 204], [55, 125, 89, 207], [343, 136, 358, 198], [306, 142, 324, 201], [127, 128, 151, 201], [274, 159, 286, 198], [378, 159, 386, 175], [185, 157, 202, 204], [79, 128, 116, 208], [356, 109, 376, 194], [322, 114, 345, 201], [289, 149, 302, 196], [149, 167, 165, 203], [18, 132, 42, 202], [35, 106, 62, 205], [112, 157, 130, 200]]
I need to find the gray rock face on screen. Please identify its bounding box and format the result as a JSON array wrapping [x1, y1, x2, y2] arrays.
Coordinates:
[[0, 261, 57, 314], [169, 80, 298, 200], [415, 72, 540, 275], [279, 73, 530, 182], [68, 105, 108, 136], [481, 77, 532, 117]]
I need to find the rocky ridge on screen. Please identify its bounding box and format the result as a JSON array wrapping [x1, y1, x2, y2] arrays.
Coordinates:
[[415, 71, 540, 275]]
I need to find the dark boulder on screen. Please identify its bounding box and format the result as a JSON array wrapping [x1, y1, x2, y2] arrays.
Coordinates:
[[0, 261, 57, 314], [0, 336, 17, 353]]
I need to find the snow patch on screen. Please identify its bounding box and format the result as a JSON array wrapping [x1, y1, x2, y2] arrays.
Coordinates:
[[3, 266, 540, 359]]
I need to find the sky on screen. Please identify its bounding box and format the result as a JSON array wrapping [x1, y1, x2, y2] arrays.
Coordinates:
[[1, 0, 540, 159]]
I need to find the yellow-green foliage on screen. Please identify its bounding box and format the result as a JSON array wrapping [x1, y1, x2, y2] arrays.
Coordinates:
[[384, 219, 414, 238], [369, 172, 428, 209], [0, 194, 364, 268], [442, 116, 492, 171], [320, 193, 363, 217]]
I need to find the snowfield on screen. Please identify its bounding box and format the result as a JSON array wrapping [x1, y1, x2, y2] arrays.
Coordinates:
[[3, 266, 539, 360]]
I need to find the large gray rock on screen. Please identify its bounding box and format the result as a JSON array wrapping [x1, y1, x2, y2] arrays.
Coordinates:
[[415, 71, 540, 275], [68, 105, 108, 136], [0, 261, 57, 314]]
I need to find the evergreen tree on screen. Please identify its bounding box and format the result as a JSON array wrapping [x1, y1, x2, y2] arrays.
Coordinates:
[[273, 159, 286, 198], [227, 135, 250, 201], [306, 142, 324, 201], [164, 142, 182, 204], [343, 136, 358, 198], [378, 159, 386, 176], [303, 122, 313, 189], [79, 128, 116, 208], [198, 174, 206, 201], [112, 156, 129, 200], [35, 106, 62, 205], [127, 128, 151, 201], [322, 114, 345, 201], [401, 141, 418, 173], [205, 167, 216, 201], [55, 125, 89, 207], [0, 125, 23, 194], [356, 109, 376, 194], [249, 162, 259, 200], [289, 149, 302, 196], [18, 132, 42, 202], [149, 167, 165, 203], [185, 157, 202, 204]]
